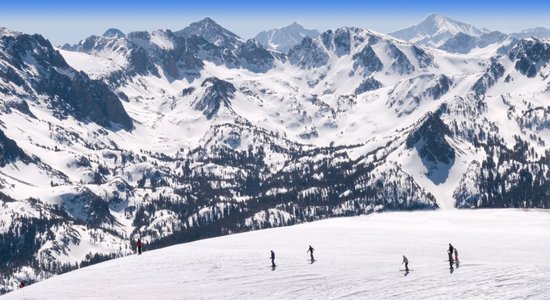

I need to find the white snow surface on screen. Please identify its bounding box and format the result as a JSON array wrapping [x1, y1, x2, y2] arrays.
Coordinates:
[[3, 209, 549, 300], [57, 49, 124, 79]]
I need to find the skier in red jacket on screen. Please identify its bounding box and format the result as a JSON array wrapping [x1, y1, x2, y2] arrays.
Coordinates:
[[137, 238, 143, 255]]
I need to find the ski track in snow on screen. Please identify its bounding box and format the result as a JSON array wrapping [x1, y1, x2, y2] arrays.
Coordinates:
[[3, 209, 550, 300]]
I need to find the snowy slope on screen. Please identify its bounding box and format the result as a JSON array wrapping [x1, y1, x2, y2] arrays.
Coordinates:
[[3, 210, 550, 300], [57, 49, 125, 79]]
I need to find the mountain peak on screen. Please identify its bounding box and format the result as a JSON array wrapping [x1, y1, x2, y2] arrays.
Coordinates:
[[102, 28, 126, 39], [511, 27, 550, 39], [425, 13, 446, 21], [191, 17, 222, 29], [424, 14, 459, 28], [185, 17, 234, 35], [254, 22, 319, 53], [200, 16, 216, 24], [285, 22, 303, 29], [0, 27, 21, 38], [175, 17, 243, 50], [521, 27, 550, 33], [390, 14, 488, 48], [417, 14, 486, 36]]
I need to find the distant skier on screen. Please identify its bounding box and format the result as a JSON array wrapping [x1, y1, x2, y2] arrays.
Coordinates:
[[448, 243, 454, 261], [270, 250, 276, 267], [402, 255, 409, 272], [137, 238, 143, 255], [307, 245, 315, 261], [454, 248, 459, 263], [447, 250, 454, 269], [18, 282, 25, 289]]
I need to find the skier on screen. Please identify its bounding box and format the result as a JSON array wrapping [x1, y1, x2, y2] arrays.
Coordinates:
[[18, 282, 25, 289], [137, 238, 143, 255], [454, 248, 459, 263], [402, 255, 409, 272], [307, 245, 315, 261], [447, 250, 454, 269], [448, 243, 454, 260], [270, 250, 276, 267]]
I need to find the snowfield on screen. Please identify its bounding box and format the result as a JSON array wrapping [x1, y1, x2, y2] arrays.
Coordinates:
[[3, 209, 549, 300]]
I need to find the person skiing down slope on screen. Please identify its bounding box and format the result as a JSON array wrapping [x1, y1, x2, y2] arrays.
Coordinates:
[[307, 245, 315, 261], [402, 255, 409, 271], [447, 250, 454, 269], [447, 243, 457, 268], [270, 250, 276, 267], [454, 248, 459, 263], [137, 238, 143, 255], [448, 243, 454, 261]]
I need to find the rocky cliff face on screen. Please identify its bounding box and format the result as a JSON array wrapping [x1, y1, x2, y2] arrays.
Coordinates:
[[193, 77, 236, 119], [0, 129, 29, 167], [509, 38, 550, 78], [236, 40, 276, 73], [406, 113, 455, 171], [1, 33, 133, 130]]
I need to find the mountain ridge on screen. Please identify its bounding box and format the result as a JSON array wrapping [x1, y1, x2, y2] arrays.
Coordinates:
[[254, 22, 320, 53], [2, 16, 550, 294]]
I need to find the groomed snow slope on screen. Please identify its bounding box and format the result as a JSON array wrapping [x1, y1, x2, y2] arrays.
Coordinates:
[[3, 210, 549, 300]]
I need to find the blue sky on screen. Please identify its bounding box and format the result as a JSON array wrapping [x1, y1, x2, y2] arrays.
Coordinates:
[[1, 0, 550, 45]]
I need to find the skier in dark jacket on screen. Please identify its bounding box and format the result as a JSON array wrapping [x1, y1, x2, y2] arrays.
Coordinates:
[[137, 238, 143, 255], [270, 250, 276, 267], [307, 245, 315, 261], [448, 243, 454, 259], [402, 255, 409, 271], [448, 250, 454, 269], [454, 248, 459, 263]]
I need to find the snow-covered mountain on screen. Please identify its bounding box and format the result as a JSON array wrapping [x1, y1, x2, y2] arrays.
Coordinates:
[[511, 27, 550, 39], [390, 14, 518, 56], [175, 17, 244, 51], [3, 210, 549, 299], [390, 14, 489, 48], [2, 16, 550, 294], [439, 31, 517, 55], [254, 22, 320, 53], [102, 28, 126, 39]]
